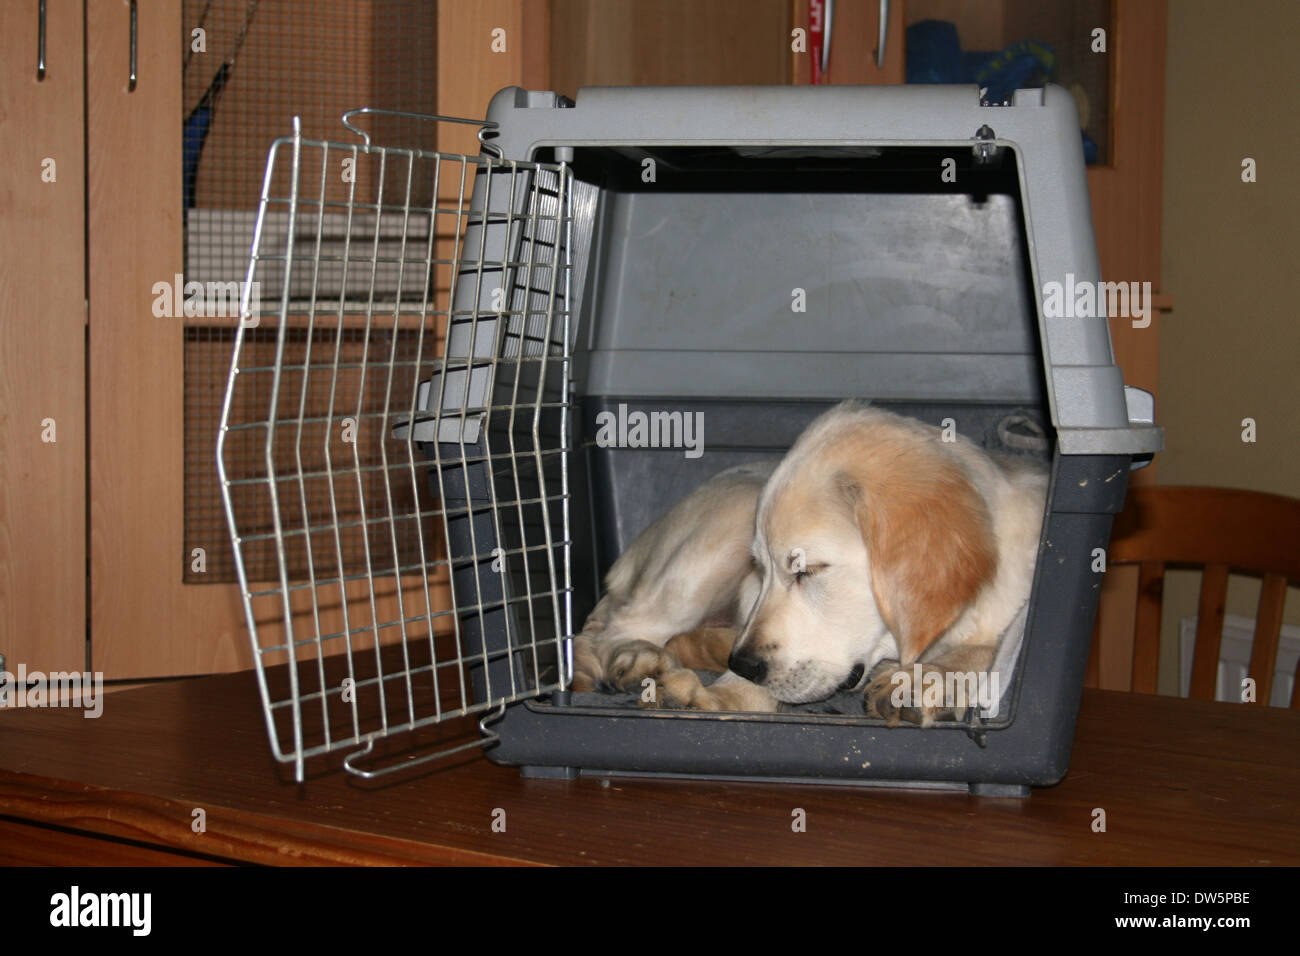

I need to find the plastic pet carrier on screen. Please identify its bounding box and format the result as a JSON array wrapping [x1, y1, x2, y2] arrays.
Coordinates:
[[220, 87, 1161, 795]]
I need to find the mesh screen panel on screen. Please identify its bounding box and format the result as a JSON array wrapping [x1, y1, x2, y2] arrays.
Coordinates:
[[184, 0, 439, 584]]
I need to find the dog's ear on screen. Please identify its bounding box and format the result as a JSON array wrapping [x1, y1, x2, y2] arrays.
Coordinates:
[[840, 450, 998, 665]]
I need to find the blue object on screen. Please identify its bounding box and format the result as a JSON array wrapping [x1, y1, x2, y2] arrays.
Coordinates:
[[183, 62, 230, 209], [906, 19, 1095, 163], [974, 39, 1057, 104]]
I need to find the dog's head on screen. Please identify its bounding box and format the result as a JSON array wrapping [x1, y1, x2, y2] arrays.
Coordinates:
[[730, 406, 998, 703]]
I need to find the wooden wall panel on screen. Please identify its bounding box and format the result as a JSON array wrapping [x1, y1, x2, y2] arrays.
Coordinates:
[[0, 0, 87, 674]]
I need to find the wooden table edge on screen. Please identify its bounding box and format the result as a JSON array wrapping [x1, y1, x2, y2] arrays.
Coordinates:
[[0, 770, 545, 867]]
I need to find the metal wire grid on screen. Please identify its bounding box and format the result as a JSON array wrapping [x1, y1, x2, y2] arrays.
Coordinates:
[[218, 113, 574, 780]]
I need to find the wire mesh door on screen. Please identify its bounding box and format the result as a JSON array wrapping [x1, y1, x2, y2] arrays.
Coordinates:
[[218, 110, 574, 781]]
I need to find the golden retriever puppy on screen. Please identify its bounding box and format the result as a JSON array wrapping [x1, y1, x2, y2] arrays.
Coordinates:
[[575, 403, 1049, 724]]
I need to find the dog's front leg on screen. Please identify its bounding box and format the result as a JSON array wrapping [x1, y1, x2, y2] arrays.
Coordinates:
[[644, 668, 781, 713], [664, 626, 739, 672], [572, 627, 745, 698]]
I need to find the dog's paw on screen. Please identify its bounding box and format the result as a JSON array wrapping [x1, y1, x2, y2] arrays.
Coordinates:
[[602, 639, 677, 694], [862, 661, 968, 727], [638, 667, 721, 711]]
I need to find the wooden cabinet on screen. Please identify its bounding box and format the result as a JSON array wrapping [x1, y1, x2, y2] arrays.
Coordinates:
[[549, 0, 906, 92], [0, 0, 87, 675], [1, 1, 548, 679], [2, 0, 1166, 680], [551, 0, 797, 93]]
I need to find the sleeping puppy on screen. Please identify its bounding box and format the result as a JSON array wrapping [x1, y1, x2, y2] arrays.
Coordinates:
[[572, 403, 1048, 724]]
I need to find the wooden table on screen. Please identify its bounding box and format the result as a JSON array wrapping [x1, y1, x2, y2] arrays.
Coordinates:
[[0, 671, 1296, 866]]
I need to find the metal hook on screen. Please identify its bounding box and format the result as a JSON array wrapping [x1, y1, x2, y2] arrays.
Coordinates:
[[822, 0, 834, 77], [876, 0, 890, 69], [128, 0, 138, 92], [37, 0, 47, 81], [339, 107, 502, 156]]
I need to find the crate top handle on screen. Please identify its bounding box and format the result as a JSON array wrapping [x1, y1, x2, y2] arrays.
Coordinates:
[[339, 107, 503, 156]]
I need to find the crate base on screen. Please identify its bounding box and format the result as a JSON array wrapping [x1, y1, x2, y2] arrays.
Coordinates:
[[519, 767, 1032, 797]]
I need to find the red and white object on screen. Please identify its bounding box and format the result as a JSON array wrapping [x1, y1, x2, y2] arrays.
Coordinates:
[[809, 0, 833, 84]]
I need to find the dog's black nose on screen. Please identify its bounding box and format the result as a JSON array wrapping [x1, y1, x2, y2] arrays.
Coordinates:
[[840, 663, 866, 690], [729, 649, 767, 684]]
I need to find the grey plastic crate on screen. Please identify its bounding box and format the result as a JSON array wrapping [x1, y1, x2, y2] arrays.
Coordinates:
[[432, 84, 1161, 795]]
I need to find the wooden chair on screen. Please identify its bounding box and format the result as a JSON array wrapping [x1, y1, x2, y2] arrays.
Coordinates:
[[1087, 486, 1300, 707]]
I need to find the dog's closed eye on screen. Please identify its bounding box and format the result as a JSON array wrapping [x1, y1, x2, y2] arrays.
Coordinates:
[[792, 562, 829, 584]]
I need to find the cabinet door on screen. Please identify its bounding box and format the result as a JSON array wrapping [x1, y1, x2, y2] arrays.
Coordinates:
[[0, 0, 87, 674], [87, 0, 240, 679]]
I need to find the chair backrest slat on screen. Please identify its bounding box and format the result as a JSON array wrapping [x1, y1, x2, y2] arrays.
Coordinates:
[[1132, 561, 1164, 694], [1249, 572, 1287, 705], [1189, 563, 1229, 699]]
